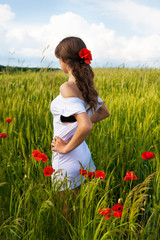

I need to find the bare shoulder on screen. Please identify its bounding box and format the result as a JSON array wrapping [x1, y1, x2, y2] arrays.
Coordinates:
[[60, 82, 78, 98]]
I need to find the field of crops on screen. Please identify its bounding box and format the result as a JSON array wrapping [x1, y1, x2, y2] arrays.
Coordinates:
[[0, 68, 160, 239]]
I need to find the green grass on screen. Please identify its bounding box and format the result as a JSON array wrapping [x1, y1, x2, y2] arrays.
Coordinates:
[[0, 67, 160, 239]]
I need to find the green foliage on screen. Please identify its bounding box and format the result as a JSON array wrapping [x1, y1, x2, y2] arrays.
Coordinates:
[[0, 68, 160, 239]]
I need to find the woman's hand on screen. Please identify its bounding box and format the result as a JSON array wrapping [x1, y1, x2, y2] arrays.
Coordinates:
[[51, 113, 93, 154], [51, 136, 72, 154]]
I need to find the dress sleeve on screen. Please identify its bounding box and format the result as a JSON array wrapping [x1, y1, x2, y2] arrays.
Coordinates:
[[86, 96, 104, 117], [97, 96, 104, 111], [60, 97, 86, 117]]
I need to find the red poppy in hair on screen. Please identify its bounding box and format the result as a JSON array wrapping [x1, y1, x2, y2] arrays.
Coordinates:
[[79, 48, 92, 64], [44, 166, 54, 177], [95, 170, 105, 179], [6, 118, 12, 123], [142, 151, 155, 159], [124, 171, 137, 181]]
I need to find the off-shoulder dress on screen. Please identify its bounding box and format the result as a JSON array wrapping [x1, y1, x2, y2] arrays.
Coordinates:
[[50, 93, 104, 191]]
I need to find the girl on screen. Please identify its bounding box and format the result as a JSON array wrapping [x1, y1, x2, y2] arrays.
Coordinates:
[[50, 36, 110, 192]]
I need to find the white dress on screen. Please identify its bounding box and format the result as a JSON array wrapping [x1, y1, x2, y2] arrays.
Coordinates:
[[50, 93, 104, 191]]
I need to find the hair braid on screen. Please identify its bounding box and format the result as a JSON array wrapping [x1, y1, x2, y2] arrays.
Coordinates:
[[71, 62, 98, 111]]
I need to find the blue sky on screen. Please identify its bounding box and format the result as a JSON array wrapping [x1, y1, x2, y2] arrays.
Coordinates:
[[0, 0, 160, 68]]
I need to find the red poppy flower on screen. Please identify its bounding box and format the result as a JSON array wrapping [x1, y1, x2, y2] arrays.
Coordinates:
[[98, 207, 112, 220], [44, 166, 54, 177], [123, 171, 137, 181], [79, 169, 94, 178], [111, 203, 123, 218], [86, 171, 94, 179], [113, 210, 123, 218], [95, 170, 105, 179], [0, 133, 8, 138], [31, 150, 41, 158], [6, 118, 12, 123], [111, 203, 123, 212], [79, 169, 87, 176], [35, 153, 48, 162], [142, 151, 155, 159], [79, 48, 92, 64]]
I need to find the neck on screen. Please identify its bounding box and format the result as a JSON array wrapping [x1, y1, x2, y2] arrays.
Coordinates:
[[68, 71, 76, 83]]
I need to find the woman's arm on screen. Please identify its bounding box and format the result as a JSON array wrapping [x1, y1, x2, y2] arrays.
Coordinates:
[[90, 103, 110, 123], [51, 112, 92, 154]]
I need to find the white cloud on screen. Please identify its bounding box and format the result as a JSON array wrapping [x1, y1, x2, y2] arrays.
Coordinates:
[[0, 5, 160, 68], [0, 4, 15, 27], [18, 48, 42, 57], [99, 0, 160, 35]]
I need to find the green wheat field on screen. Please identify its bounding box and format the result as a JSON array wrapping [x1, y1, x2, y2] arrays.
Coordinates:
[[0, 67, 160, 240]]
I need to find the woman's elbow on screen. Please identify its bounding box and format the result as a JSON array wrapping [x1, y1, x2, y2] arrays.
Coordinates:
[[105, 112, 110, 118], [102, 111, 110, 120], [81, 122, 92, 133], [105, 108, 110, 118], [86, 122, 93, 132], [88, 122, 93, 131], [101, 106, 110, 119]]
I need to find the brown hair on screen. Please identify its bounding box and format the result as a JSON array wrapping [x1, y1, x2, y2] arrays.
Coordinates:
[[55, 36, 99, 111]]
